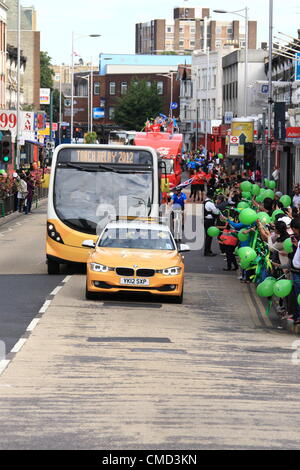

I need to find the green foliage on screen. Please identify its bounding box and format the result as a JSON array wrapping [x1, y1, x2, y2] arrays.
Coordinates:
[[40, 51, 54, 89], [114, 80, 164, 131], [84, 132, 98, 144]]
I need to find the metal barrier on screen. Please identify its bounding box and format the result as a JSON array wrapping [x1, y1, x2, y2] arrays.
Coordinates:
[[0, 189, 48, 219]]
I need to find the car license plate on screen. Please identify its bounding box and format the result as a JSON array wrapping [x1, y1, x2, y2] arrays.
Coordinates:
[[120, 278, 150, 286]]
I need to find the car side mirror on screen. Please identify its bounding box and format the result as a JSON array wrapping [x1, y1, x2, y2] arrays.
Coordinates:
[[82, 240, 96, 249], [179, 244, 190, 253]]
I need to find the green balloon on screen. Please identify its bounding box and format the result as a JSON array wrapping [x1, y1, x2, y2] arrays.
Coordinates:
[[242, 192, 252, 200], [257, 212, 271, 225], [269, 180, 276, 190], [256, 194, 264, 203], [272, 209, 285, 222], [218, 153, 224, 159], [240, 260, 251, 270], [273, 280, 293, 298], [257, 279, 276, 298], [239, 208, 258, 226], [238, 247, 257, 264], [263, 189, 275, 200], [240, 181, 252, 192], [283, 238, 293, 254], [207, 227, 220, 238], [298, 294, 300, 306], [238, 201, 250, 210], [264, 179, 270, 188], [280, 195, 292, 208], [238, 229, 250, 242], [252, 184, 261, 196]]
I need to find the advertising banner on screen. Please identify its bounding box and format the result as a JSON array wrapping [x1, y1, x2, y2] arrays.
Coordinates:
[[40, 88, 51, 105], [231, 120, 254, 157]]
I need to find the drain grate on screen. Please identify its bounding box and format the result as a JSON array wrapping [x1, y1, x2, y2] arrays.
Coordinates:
[[87, 337, 171, 343]]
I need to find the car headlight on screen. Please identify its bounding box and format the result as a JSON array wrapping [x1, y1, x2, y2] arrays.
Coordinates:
[[157, 267, 182, 276], [89, 263, 113, 273]]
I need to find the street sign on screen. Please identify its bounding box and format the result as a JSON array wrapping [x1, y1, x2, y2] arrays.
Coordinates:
[[295, 53, 300, 81], [230, 136, 239, 145], [224, 112, 233, 124], [40, 88, 51, 105], [231, 120, 254, 157], [170, 102, 178, 110]]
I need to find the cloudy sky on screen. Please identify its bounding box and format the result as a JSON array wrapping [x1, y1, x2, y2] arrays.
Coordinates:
[[30, 0, 300, 66]]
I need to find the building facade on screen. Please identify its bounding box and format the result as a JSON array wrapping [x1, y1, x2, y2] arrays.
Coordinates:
[[0, 1, 7, 109], [6, 0, 40, 110], [6, 43, 26, 109], [136, 7, 257, 55], [222, 49, 268, 118]]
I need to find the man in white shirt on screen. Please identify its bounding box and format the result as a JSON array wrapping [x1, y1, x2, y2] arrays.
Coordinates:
[[293, 185, 300, 209], [204, 189, 220, 257]]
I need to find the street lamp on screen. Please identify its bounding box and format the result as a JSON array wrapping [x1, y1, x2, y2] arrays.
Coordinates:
[[71, 32, 101, 142], [213, 8, 249, 117], [157, 71, 177, 119]]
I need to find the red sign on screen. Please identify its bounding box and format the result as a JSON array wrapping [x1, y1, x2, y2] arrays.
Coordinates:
[[212, 127, 220, 136], [220, 124, 230, 137], [286, 127, 300, 139]]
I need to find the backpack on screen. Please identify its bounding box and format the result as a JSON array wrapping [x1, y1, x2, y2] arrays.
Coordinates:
[[219, 229, 238, 247]]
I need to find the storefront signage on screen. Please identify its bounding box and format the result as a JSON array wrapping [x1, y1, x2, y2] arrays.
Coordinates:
[[286, 127, 300, 139]]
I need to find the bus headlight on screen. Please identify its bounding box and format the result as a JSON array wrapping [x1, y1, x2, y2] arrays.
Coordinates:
[[157, 267, 181, 276], [47, 222, 64, 245], [89, 263, 113, 273]]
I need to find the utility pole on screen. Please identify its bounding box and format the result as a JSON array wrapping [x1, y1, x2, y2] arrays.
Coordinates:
[[16, 0, 21, 168], [267, 0, 274, 179]]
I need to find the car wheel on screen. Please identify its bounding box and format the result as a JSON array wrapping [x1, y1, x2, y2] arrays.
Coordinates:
[[85, 286, 99, 301], [47, 259, 60, 275]]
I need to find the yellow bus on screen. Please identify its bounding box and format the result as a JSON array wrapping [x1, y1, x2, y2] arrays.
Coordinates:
[[46, 144, 161, 274]]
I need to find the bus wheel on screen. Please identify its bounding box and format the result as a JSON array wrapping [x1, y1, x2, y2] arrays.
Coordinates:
[[47, 259, 60, 275]]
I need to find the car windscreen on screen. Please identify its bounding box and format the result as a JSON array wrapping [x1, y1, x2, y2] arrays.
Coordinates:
[[98, 228, 176, 251]]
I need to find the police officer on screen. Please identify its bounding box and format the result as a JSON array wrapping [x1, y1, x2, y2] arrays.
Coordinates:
[[204, 189, 220, 257]]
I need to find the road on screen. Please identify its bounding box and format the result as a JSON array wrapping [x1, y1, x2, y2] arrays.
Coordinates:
[[0, 204, 300, 450]]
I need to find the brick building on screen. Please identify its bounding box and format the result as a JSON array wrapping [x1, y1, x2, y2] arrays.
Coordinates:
[[62, 54, 191, 141], [136, 7, 257, 54]]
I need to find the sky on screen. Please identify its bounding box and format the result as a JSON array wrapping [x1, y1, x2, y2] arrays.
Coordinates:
[[28, 0, 300, 66]]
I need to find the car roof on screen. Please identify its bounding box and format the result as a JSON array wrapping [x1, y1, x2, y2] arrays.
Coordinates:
[[104, 220, 171, 232]]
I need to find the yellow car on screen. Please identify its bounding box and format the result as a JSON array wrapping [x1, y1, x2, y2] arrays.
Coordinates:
[[83, 220, 190, 303]]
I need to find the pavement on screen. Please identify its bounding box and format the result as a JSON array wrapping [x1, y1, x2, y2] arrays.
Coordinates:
[[1, 204, 300, 449]]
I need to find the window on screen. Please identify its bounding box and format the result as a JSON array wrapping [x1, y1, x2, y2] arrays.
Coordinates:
[[109, 82, 116, 95], [179, 41, 184, 47], [146, 81, 152, 88], [167, 27, 172, 33], [108, 107, 115, 120], [157, 81, 164, 95], [121, 82, 128, 95], [190, 41, 195, 47], [55, 73, 61, 81], [94, 82, 100, 95]]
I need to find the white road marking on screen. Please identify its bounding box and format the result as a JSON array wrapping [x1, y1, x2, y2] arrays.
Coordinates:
[[50, 286, 63, 296], [39, 300, 52, 314], [0, 360, 10, 375], [26, 318, 40, 332], [62, 276, 72, 284], [11, 338, 27, 354]]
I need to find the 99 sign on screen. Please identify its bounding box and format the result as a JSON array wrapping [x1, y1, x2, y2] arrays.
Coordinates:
[[0, 112, 17, 130]]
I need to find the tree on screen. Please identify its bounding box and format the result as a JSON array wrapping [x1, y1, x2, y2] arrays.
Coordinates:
[[114, 80, 164, 131], [40, 51, 54, 89]]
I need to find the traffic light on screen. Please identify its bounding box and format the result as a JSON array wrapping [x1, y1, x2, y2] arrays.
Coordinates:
[[244, 143, 256, 171], [0, 136, 12, 165]]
